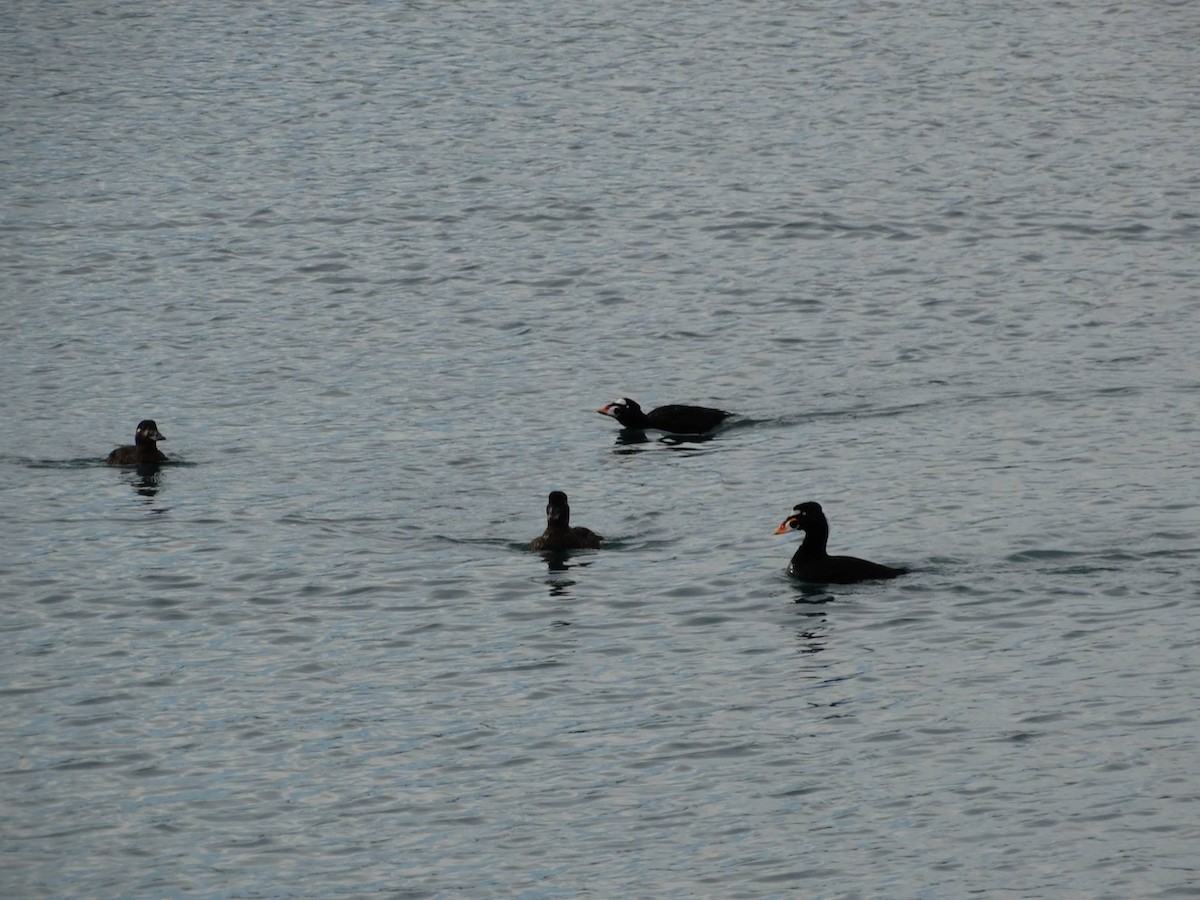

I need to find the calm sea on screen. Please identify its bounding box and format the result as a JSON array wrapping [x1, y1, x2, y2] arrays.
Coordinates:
[[2, 1, 1197, 897]]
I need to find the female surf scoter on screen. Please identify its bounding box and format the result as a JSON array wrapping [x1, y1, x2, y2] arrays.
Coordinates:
[[774, 501, 906, 584], [106, 419, 168, 466], [529, 491, 603, 552], [597, 397, 732, 434]]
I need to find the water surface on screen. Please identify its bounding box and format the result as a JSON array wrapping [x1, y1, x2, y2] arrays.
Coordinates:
[[2, 1, 1198, 897]]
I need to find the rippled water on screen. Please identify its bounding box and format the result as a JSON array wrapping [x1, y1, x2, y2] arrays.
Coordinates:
[[2, 1, 1198, 897]]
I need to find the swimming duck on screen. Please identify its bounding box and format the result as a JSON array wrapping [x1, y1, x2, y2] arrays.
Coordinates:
[[597, 397, 731, 434], [529, 491, 603, 552], [775, 501, 906, 583], [106, 419, 168, 466]]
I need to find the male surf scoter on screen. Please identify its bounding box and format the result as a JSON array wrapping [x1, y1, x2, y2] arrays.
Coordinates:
[[529, 491, 603, 552], [106, 419, 168, 466], [774, 501, 906, 584], [597, 397, 732, 435]]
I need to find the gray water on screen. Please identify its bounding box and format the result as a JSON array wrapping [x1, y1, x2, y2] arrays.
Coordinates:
[[2, 1, 1198, 897]]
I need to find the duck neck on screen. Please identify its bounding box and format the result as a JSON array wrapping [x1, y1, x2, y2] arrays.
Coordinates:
[[795, 523, 829, 559], [629, 408, 650, 427], [616, 407, 649, 428]]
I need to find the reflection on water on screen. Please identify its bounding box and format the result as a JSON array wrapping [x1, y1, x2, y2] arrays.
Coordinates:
[[793, 609, 829, 655], [538, 552, 598, 598], [132, 467, 161, 499], [790, 581, 837, 605], [611, 429, 653, 448], [545, 575, 575, 598], [658, 433, 717, 447], [611, 430, 720, 454], [539, 551, 572, 573]]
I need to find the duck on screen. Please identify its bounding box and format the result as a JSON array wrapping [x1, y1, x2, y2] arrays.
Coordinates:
[[106, 419, 168, 466], [529, 491, 603, 552], [597, 397, 732, 434], [775, 501, 906, 583]]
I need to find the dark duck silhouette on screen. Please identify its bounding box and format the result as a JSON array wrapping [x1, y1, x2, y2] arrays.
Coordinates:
[[597, 397, 732, 435], [106, 419, 168, 466], [529, 491, 603, 552], [774, 501, 906, 584]]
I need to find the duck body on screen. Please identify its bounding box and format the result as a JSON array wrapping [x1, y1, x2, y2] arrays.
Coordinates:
[[787, 550, 907, 584], [775, 501, 906, 584], [529, 491, 603, 552], [597, 397, 732, 435], [106, 419, 168, 466]]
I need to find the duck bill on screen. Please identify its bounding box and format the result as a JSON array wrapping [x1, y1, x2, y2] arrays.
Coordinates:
[[773, 519, 792, 535], [150, 430, 166, 441], [597, 403, 617, 418]]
